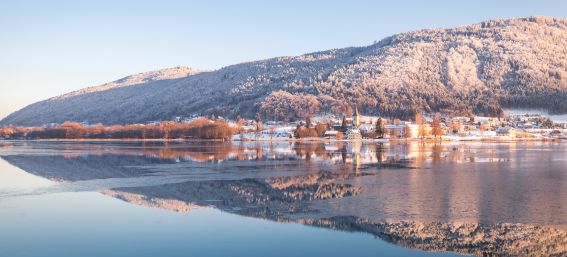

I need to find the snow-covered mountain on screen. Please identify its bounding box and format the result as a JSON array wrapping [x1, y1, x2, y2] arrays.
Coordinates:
[[2, 16, 567, 126], [53, 66, 202, 101]]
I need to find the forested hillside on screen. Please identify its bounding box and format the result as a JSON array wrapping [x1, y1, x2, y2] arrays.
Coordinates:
[[2, 16, 567, 126]]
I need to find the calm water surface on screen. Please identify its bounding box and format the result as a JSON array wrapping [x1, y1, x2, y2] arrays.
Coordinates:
[[0, 140, 566, 256]]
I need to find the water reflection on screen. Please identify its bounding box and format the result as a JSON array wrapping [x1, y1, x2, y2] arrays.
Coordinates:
[[1, 140, 566, 256]]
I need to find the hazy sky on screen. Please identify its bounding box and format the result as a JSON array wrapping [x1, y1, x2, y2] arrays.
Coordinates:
[[1, 0, 566, 119]]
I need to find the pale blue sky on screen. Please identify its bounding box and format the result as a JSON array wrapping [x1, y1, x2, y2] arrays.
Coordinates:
[[1, 0, 566, 119]]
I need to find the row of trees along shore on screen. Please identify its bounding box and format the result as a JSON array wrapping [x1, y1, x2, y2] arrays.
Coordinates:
[[0, 118, 235, 140]]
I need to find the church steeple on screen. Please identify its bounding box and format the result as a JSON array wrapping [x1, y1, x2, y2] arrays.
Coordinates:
[[353, 105, 360, 128]]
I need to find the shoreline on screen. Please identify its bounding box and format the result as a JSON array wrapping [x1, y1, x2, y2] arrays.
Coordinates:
[[0, 137, 562, 143], [235, 138, 562, 143], [0, 138, 228, 143]]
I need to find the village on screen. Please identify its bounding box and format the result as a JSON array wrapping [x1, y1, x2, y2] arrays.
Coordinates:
[[1, 107, 566, 142], [233, 107, 567, 142]]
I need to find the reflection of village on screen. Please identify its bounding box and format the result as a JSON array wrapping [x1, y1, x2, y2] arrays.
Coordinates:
[[0, 140, 522, 168], [2, 141, 567, 256]]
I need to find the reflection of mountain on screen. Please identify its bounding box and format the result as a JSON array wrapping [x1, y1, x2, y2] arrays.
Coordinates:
[[104, 175, 567, 256], [105, 171, 366, 218], [2, 154, 171, 181], [302, 217, 567, 256], [101, 190, 198, 212], [3, 141, 567, 256]]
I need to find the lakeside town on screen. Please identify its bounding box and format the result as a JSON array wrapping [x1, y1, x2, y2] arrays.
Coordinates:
[[236, 108, 567, 141], [0, 108, 566, 142]]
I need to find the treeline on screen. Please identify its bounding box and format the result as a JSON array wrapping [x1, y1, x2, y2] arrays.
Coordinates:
[[0, 118, 235, 140]]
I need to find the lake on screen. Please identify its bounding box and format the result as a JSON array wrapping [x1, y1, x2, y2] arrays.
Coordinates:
[[0, 140, 566, 256]]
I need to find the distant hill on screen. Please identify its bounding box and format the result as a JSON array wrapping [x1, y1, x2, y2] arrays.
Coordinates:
[[2, 16, 567, 126]]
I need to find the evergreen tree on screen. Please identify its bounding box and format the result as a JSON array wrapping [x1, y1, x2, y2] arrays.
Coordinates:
[[255, 113, 262, 132], [341, 116, 347, 132]]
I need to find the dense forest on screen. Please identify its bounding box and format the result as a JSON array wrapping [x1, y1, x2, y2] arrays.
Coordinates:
[[2, 17, 567, 126]]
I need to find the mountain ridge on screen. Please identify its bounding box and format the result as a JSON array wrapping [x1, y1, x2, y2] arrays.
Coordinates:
[[52, 66, 202, 101], [2, 16, 567, 126]]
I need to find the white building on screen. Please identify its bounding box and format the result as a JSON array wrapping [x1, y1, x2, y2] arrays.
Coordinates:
[[346, 129, 362, 140], [496, 126, 516, 138], [474, 116, 501, 127], [324, 130, 340, 139], [384, 123, 421, 138], [358, 123, 375, 134]]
